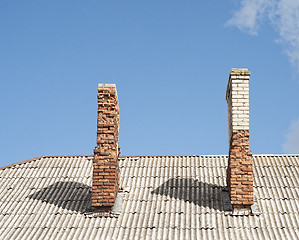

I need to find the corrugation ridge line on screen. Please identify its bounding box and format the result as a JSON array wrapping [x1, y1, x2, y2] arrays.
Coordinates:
[[58, 226, 71, 240], [7, 226, 23, 240], [119, 161, 128, 188], [287, 165, 299, 179], [125, 161, 135, 188], [81, 218, 96, 240], [74, 222, 87, 240], [65, 228, 78, 240], [2, 190, 20, 212], [49, 227, 65, 240], [63, 183, 82, 214], [0, 226, 11, 240], [86, 225, 98, 240], [287, 199, 299, 213], [106, 217, 119, 240]]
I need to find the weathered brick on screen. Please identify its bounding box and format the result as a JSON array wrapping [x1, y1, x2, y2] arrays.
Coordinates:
[[226, 69, 254, 212], [92, 84, 120, 210]]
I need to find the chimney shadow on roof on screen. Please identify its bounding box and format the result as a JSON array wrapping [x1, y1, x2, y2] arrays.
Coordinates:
[[151, 177, 224, 211], [27, 181, 91, 213]]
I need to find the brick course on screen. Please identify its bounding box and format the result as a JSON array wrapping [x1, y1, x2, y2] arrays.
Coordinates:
[[227, 130, 254, 209], [92, 84, 120, 209], [226, 69, 254, 211]]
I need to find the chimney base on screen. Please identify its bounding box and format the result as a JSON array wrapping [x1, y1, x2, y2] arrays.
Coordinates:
[[222, 187, 261, 216], [231, 208, 251, 216], [87, 189, 126, 218]]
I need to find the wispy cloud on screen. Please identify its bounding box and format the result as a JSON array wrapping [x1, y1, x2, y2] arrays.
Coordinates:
[[226, 0, 272, 35], [227, 0, 299, 70], [283, 119, 299, 153]]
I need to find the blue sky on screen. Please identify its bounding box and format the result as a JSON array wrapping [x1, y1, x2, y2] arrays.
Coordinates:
[[1, 0, 299, 167]]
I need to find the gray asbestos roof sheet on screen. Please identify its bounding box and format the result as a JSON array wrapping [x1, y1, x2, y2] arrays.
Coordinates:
[[0, 155, 298, 240]]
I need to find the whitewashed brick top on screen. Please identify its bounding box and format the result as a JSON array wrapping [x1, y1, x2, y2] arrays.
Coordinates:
[[98, 84, 118, 100], [98, 83, 117, 88], [226, 69, 250, 140]]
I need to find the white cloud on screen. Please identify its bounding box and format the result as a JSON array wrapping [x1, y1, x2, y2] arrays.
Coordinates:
[[227, 0, 299, 70], [226, 0, 273, 35], [270, 0, 299, 70], [283, 119, 299, 153]]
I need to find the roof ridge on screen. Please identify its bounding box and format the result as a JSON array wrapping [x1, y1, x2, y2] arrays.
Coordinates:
[[0, 156, 44, 170], [119, 154, 197, 158], [1, 153, 298, 170], [0, 154, 94, 170], [44, 154, 93, 158], [120, 154, 299, 157]]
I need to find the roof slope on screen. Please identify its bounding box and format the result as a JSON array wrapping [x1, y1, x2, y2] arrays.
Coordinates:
[[0, 155, 298, 240]]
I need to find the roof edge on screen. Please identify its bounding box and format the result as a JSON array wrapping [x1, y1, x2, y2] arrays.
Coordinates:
[[119, 154, 197, 158], [0, 154, 94, 170], [120, 154, 299, 158], [0, 156, 44, 171], [1, 153, 298, 170]]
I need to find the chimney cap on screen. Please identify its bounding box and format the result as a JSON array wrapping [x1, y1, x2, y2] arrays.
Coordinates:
[[230, 68, 251, 76], [98, 83, 117, 88]]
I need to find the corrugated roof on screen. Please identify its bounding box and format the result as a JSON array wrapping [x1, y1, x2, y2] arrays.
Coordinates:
[[0, 155, 298, 240]]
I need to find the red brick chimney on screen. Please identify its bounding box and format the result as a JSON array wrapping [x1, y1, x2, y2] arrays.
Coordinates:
[[92, 84, 120, 210], [226, 69, 254, 213]]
